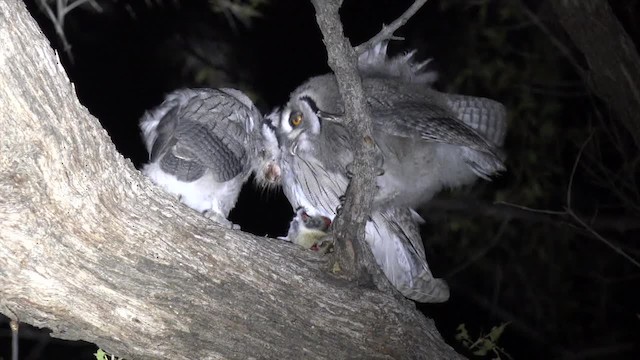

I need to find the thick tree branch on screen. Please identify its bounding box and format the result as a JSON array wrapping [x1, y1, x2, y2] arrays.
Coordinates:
[[549, 0, 640, 149], [0, 0, 461, 359]]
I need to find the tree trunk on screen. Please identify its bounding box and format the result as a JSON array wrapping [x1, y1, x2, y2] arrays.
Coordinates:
[[0, 0, 462, 358], [550, 0, 640, 149]]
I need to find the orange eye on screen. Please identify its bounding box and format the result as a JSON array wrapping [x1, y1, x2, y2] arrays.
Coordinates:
[[289, 112, 303, 127]]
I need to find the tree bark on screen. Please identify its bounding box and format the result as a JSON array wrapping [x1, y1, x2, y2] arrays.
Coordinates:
[[309, 0, 391, 296], [549, 0, 640, 149], [0, 0, 462, 359]]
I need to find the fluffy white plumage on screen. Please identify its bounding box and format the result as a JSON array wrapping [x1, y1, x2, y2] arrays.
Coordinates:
[[142, 161, 243, 217], [140, 88, 277, 227]]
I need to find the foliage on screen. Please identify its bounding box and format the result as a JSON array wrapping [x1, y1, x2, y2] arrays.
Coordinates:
[[210, 0, 268, 29], [413, 0, 640, 358], [455, 323, 512, 359], [94, 348, 125, 360], [34, 0, 267, 94]]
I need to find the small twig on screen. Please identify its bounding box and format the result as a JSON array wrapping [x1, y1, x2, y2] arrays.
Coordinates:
[[37, 0, 74, 63], [565, 208, 640, 269], [565, 134, 640, 269], [515, 0, 586, 77], [566, 132, 593, 208], [423, 198, 640, 232], [446, 219, 510, 278], [452, 285, 565, 354], [498, 132, 640, 270], [354, 0, 430, 55], [498, 202, 640, 270], [10, 319, 18, 360], [494, 201, 565, 216], [61, 0, 100, 16]]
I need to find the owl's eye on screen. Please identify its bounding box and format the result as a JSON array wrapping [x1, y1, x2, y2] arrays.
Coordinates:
[[289, 112, 303, 127]]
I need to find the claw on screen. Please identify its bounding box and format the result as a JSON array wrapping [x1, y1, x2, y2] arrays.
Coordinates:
[[203, 210, 238, 230], [374, 153, 385, 176], [345, 163, 354, 179]]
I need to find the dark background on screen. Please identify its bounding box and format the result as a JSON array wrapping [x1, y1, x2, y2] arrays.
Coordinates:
[[1, 0, 639, 359]]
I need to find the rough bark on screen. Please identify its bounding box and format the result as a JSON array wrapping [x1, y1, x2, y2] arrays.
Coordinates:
[[549, 0, 640, 149], [309, 0, 389, 294], [0, 0, 462, 359]]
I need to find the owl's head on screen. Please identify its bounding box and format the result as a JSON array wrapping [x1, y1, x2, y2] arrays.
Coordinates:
[[277, 74, 343, 155], [253, 108, 283, 190]]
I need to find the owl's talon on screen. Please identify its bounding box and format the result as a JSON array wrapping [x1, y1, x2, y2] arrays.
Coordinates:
[[203, 210, 237, 229], [346, 163, 354, 179]]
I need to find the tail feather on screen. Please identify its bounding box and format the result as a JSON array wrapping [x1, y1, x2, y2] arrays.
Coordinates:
[[398, 274, 450, 303], [367, 208, 450, 303]]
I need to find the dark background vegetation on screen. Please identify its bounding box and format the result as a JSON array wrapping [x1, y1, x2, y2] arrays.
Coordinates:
[[1, 0, 639, 359]]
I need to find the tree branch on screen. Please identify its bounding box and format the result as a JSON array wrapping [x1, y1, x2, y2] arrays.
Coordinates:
[[309, 0, 431, 303], [0, 0, 461, 358], [309, 0, 389, 291], [354, 0, 430, 55], [422, 198, 640, 233]]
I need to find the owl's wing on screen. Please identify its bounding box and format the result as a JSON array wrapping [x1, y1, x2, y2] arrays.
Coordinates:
[[368, 99, 493, 151], [369, 99, 505, 179], [443, 94, 507, 147], [371, 207, 450, 303], [148, 89, 254, 183]]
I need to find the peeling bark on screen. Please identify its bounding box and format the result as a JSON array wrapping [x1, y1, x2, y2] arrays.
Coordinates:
[[0, 0, 462, 358]]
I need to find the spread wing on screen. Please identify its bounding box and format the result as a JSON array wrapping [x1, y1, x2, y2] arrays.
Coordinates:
[[368, 98, 505, 179], [369, 98, 496, 153], [444, 94, 507, 147], [372, 207, 450, 303]]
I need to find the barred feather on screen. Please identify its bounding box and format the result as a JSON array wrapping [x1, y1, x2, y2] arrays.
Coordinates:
[[358, 41, 439, 85]]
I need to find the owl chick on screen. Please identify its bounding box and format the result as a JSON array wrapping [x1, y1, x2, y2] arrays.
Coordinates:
[[140, 88, 276, 228]]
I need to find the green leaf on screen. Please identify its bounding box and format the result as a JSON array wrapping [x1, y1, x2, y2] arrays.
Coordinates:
[[473, 338, 495, 356], [94, 349, 107, 360], [488, 322, 510, 343], [455, 323, 471, 343]]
